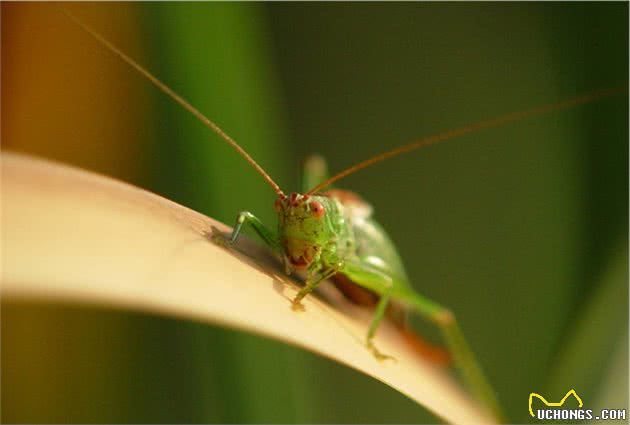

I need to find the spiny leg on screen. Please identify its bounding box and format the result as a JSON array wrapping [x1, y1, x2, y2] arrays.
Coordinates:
[[212, 211, 293, 280], [366, 294, 396, 361], [342, 258, 502, 418], [213, 211, 281, 253], [341, 259, 400, 359], [291, 266, 339, 311], [408, 292, 505, 422]]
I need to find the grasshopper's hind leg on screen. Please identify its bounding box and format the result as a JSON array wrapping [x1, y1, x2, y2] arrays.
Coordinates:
[[343, 259, 504, 419], [408, 293, 505, 422]]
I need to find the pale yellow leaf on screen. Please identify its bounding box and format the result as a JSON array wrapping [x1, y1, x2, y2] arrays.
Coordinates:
[[1, 152, 494, 424]]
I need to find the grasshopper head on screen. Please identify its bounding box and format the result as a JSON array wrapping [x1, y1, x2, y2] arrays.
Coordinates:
[[274, 192, 332, 269]]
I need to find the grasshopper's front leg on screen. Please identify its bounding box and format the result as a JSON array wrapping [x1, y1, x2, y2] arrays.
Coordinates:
[[216, 211, 296, 275], [228, 212, 279, 247], [215, 211, 284, 260], [291, 262, 341, 311]]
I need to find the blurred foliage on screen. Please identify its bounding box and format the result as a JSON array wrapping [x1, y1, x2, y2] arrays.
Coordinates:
[[2, 2, 627, 423]]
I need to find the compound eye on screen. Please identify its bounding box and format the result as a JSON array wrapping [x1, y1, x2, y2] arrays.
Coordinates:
[[310, 201, 325, 218], [274, 197, 284, 213]]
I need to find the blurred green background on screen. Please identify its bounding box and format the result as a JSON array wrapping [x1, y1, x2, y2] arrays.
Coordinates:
[[2, 2, 628, 423]]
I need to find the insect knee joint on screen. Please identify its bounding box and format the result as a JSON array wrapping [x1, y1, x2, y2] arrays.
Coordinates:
[[236, 212, 249, 224]]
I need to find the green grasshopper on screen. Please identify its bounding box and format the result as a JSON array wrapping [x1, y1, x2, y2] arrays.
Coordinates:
[[65, 11, 625, 423]]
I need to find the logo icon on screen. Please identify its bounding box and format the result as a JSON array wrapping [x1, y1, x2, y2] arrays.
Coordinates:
[[528, 389, 583, 417]]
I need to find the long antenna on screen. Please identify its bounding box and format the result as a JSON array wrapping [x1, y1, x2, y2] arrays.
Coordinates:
[[63, 10, 285, 197], [306, 85, 626, 195]]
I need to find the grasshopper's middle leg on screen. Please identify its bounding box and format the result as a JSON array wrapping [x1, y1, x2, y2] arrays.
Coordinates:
[[366, 293, 396, 361], [341, 259, 398, 359], [343, 259, 503, 419]]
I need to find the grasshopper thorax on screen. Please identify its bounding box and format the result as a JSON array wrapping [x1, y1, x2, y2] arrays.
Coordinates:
[[274, 192, 334, 269]]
